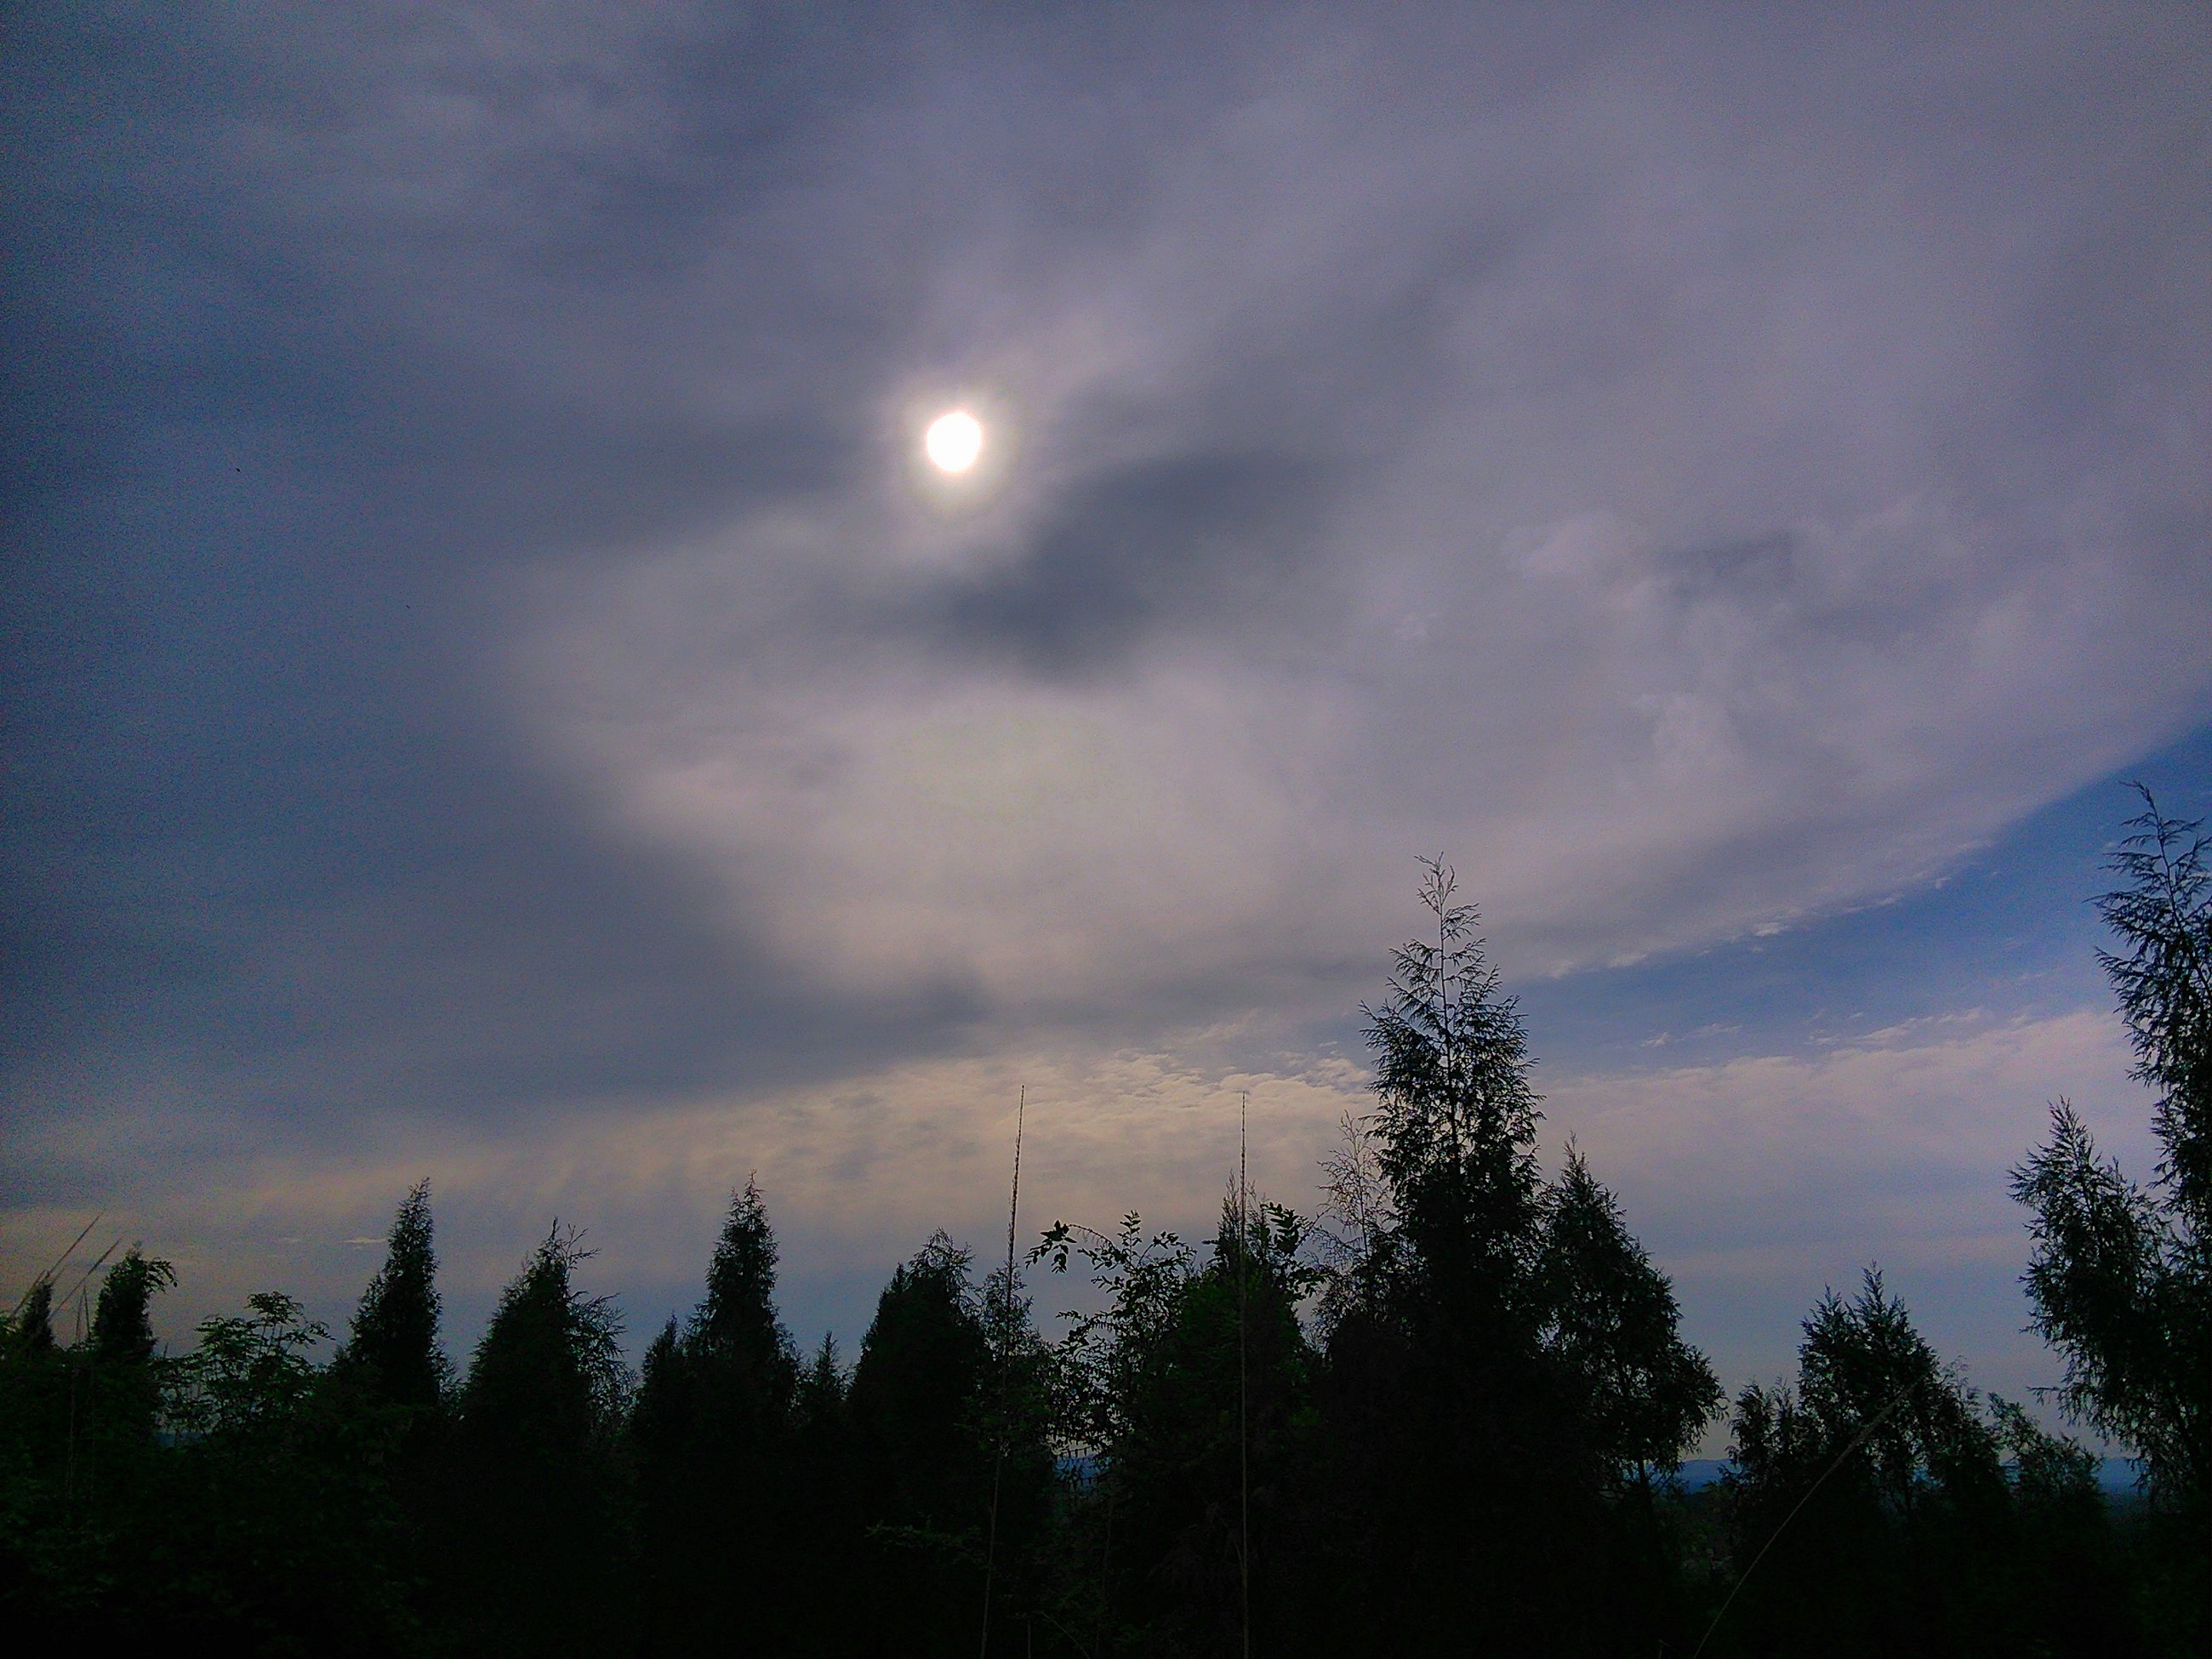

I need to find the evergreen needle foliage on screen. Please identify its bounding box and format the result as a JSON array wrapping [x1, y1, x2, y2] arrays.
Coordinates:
[[2011, 786, 2209, 1647], [1537, 1143, 1721, 1485], [633, 1178, 803, 1655], [333, 1180, 451, 1420], [1719, 1270, 2121, 1658], [443, 1226, 630, 1656]]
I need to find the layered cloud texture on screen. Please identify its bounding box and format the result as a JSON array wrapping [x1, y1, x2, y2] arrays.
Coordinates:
[[4, 6, 2208, 1392]]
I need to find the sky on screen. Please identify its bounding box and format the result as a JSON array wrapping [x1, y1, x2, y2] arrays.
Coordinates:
[[4, 4, 2209, 1448]]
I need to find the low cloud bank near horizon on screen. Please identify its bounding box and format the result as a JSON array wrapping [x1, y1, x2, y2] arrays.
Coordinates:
[[2, 1001, 2160, 1452]]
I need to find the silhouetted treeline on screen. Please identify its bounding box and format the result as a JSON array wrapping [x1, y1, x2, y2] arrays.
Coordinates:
[[5, 810, 2207, 1656]]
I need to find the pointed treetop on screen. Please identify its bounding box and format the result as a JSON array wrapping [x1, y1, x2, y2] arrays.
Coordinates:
[[336, 1179, 450, 1413], [14, 1279, 57, 1354], [88, 1247, 175, 1364], [694, 1175, 794, 1370], [2095, 784, 2211, 1223]]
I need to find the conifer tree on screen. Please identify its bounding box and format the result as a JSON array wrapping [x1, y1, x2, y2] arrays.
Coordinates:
[[785, 1331, 858, 1655], [692, 1176, 800, 1412], [1529, 1151, 1719, 1654], [322, 1182, 450, 1643], [2013, 789, 2209, 1513], [629, 1314, 688, 1458], [850, 1234, 991, 1530], [87, 1247, 174, 1365], [2097, 788, 2212, 1234], [1719, 1269, 2098, 1659], [1319, 862, 1642, 1656], [81, 1247, 176, 1465], [1535, 1146, 1719, 1484], [1793, 1269, 1998, 1509], [443, 1228, 629, 1656], [632, 1179, 802, 1655], [1361, 858, 1543, 1326], [9, 1247, 179, 1637], [333, 1181, 450, 1418], [797, 1330, 848, 1432], [13, 1280, 56, 1355], [826, 1233, 1057, 1656]]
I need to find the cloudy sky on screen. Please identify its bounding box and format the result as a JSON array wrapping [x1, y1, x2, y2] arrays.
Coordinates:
[[5, 3, 2208, 1440]]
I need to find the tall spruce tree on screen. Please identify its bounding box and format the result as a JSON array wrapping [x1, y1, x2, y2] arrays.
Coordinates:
[[443, 1228, 629, 1657], [333, 1181, 450, 1419], [1317, 862, 1608, 1656], [632, 1179, 802, 1655], [87, 1247, 174, 1365], [693, 1177, 800, 1407], [842, 1232, 1007, 1657], [326, 1182, 449, 1645], [1361, 858, 1544, 1323]]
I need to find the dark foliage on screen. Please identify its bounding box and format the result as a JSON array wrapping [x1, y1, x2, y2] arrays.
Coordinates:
[[2013, 787, 2209, 1646], [88, 1248, 174, 1366], [332, 1181, 451, 1422], [1, 824, 2195, 1655], [439, 1227, 630, 1657], [1538, 1143, 1722, 1485], [841, 1233, 1054, 1656], [1299, 861, 1707, 1656], [1, 1249, 177, 1641], [1035, 1197, 1318, 1656], [160, 1293, 416, 1654], [1713, 1269, 2138, 1657], [632, 1177, 803, 1655]]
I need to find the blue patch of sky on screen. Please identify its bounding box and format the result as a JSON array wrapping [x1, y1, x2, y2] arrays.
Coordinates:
[[1517, 721, 2212, 1076]]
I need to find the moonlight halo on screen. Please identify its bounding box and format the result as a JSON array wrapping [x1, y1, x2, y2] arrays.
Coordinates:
[[923, 409, 985, 474]]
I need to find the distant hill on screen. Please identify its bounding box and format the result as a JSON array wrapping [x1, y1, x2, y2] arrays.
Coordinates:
[[1672, 1457, 2145, 1497]]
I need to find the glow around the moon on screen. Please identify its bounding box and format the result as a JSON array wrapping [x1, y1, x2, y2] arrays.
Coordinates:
[[924, 409, 984, 473]]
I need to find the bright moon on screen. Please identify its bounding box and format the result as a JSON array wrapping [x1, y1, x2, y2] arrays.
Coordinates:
[[924, 410, 984, 473]]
